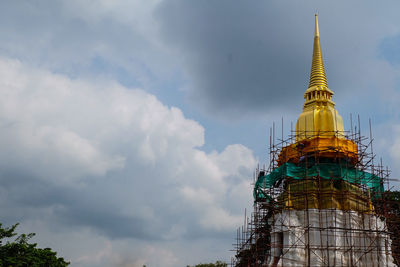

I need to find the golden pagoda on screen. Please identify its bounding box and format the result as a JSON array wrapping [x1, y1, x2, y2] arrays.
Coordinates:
[[234, 15, 397, 267]]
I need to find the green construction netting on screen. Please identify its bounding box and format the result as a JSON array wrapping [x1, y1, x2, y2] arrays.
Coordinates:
[[254, 162, 384, 200]]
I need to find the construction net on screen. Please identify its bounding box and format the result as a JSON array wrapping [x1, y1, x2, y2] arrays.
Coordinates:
[[254, 162, 384, 200]]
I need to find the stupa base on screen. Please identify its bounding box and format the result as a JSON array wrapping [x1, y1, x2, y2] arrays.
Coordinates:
[[268, 209, 396, 267]]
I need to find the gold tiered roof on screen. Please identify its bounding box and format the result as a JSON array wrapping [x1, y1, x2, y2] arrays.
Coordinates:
[[295, 14, 344, 141]]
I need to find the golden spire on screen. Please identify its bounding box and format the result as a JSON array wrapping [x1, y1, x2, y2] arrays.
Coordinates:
[[314, 13, 320, 37], [308, 14, 328, 88], [295, 14, 345, 141]]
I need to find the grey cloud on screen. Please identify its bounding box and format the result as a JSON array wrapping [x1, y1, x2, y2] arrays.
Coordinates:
[[155, 0, 400, 118], [0, 154, 243, 244], [0, 1, 399, 119], [155, 1, 310, 116], [0, 150, 182, 241]]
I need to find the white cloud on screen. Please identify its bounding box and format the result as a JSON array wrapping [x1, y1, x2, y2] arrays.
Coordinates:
[[0, 56, 256, 266]]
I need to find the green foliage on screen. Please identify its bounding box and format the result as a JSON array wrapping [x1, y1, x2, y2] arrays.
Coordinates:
[[187, 260, 228, 267], [386, 191, 400, 266], [0, 223, 69, 267], [374, 190, 400, 266], [390, 191, 400, 201]]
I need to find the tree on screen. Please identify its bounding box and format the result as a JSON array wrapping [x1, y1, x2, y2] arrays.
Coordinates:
[[187, 261, 228, 267], [385, 191, 400, 266], [0, 223, 69, 266], [374, 190, 400, 266]]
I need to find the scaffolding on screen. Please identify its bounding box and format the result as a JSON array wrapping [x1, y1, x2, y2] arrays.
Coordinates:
[[232, 119, 399, 267]]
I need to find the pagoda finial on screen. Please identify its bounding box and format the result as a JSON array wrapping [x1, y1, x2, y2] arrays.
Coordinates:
[[314, 14, 319, 37], [308, 14, 328, 88]]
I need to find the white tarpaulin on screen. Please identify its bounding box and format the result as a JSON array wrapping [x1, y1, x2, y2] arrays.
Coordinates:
[[268, 209, 396, 267]]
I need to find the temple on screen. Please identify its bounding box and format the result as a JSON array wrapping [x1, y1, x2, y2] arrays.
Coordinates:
[[233, 15, 398, 267]]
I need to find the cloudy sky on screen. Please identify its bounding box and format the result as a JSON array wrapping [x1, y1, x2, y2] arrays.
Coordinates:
[[1, 1, 400, 266]]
